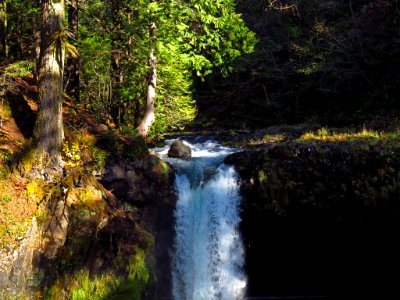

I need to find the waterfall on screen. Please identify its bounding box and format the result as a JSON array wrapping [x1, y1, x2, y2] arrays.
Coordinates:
[[155, 140, 246, 300]]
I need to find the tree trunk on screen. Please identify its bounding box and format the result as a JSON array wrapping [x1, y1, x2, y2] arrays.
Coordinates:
[[33, 0, 65, 179], [66, 0, 79, 101], [0, 0, 6, 59], [138, 22, 157, 137], [109, 0, 124, 126], [32, 8, 41, 83]]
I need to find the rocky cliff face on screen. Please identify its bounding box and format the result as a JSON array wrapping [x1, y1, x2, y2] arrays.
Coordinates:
[[226, 141, 400, 298], [0, 153, 176, 299], [101, 154, 176, 299], [0, 219, 40, 298]]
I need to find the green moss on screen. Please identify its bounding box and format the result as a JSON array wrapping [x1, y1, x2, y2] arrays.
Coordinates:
[[239, 136, 400, 219], [26, 179, 46, 204], [45, 248, 151, 300], [125, 249, 150, 299], [158, 160, 170, 179], [63, 129, 108, 172], [258, 170, 267, 184], [136, 225, 155, 252], [44, 270, 118, 300], [17, 146, 37, 175]]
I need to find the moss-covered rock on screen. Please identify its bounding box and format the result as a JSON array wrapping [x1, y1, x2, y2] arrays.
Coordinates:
[[227, 139, 400, 219], [33, 177, 157, 299], [0, 102, 177, 299], [226, 134, 400, 297]]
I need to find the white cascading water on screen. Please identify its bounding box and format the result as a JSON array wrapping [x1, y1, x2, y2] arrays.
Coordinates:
[[155, 139, 246, 300]]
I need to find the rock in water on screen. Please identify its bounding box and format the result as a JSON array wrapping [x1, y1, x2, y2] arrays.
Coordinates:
[[168, 140, 191, 159]]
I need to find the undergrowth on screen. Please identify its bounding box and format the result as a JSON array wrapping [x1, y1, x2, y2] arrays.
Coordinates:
[[0, 173, 36, 249], [43, 249, 150, 300], [298, 127, 394, 143], [240, 130, 400, 218]]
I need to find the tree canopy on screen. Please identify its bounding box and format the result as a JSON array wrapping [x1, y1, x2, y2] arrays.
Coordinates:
[[0, 0, 256, 140]]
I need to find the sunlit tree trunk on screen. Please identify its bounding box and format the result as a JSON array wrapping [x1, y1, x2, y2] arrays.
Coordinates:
[[33, 0, 65, 178], [138, 21, 157, 137], [0, 0, 6, 59], [66, 0, 79, 101]]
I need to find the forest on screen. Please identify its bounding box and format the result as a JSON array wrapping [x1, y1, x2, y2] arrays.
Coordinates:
[[0, 0, 399, 299]]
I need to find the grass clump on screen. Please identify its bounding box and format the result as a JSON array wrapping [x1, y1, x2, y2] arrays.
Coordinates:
[[299, 127, 386, 142], [63, 128, 107, 171], [248, 133, 286, 145]]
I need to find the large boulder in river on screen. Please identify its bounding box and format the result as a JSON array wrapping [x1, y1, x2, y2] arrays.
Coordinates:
[[168, 140, 191, 159]]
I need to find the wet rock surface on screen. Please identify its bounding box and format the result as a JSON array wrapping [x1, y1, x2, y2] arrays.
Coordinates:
[[167, 140, 192, 159]]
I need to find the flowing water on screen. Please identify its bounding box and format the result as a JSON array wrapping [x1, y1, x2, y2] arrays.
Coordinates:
[[155, 139, 246, 300]]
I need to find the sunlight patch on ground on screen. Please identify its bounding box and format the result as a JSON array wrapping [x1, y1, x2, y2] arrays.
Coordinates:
[[298, 127, 399, 142]]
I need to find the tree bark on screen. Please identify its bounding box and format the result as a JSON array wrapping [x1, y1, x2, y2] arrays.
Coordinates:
[[33, 0, 65, 178], [32, 1, 41, 83], [109, 0, 125, 125], [138, 22, 157, 137], [66, 0, 79, 101], [0, 0, 6, 59]]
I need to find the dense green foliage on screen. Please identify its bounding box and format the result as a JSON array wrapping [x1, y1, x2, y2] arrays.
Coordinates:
[[1, 1, 399, 131], [75, 0, 255, 134], [0, 0, 255, 135], [3, 0, 40, 61], [149, 0, 256, 133]]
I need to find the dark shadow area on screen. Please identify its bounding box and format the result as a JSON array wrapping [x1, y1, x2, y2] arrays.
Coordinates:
[[225, 130, 400, 299], [190, 0, 400, 130], [95, 137, 176, 299], [6, 92, 36, 138], [242, 211, 400, 299]]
